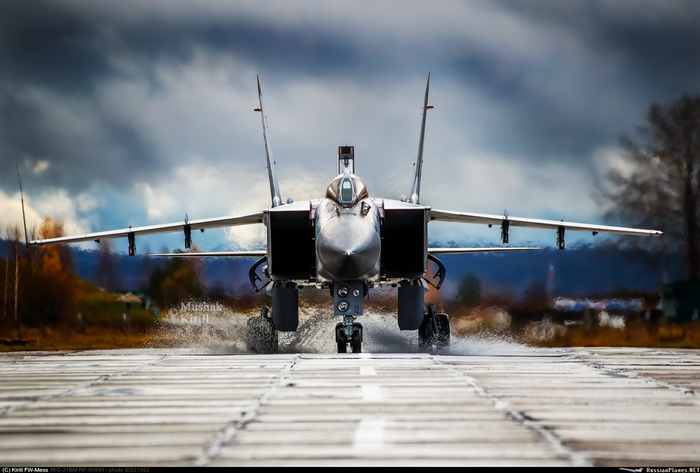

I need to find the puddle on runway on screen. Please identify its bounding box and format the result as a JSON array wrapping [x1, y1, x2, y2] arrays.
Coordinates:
[[149, 306, 541, 356]]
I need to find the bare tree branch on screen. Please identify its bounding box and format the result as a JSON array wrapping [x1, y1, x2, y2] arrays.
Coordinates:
[[601, 95, 700, 280]]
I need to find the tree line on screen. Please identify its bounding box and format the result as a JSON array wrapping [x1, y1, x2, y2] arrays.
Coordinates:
[[0, 217, 206, 332]]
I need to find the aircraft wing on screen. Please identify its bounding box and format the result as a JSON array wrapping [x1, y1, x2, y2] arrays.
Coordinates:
[[429, 209, 663, 237], [30, 212, 265, 246], [428, 247, 540, 254], [150, 250, 267, 258]]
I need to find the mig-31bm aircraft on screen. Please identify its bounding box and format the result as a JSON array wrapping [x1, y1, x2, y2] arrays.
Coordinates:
[[31, 75, 663, 353]]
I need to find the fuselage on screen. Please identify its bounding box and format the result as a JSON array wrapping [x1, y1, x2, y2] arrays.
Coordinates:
[[314, 173, 381, 283]]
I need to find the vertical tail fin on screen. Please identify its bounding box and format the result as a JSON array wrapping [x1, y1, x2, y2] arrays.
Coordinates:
[[410, 73, 432, 205], [256, 76, 282, 207]]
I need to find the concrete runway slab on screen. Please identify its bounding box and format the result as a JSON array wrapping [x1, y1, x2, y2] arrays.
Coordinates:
[[0, 346, 698, 467]]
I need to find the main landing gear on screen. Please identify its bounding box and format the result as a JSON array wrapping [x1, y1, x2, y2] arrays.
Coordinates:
[[336, 316, 363, 353], [245, 304, 449, 354], [246, 307, 279, 353], [419, 303, 450, 350]]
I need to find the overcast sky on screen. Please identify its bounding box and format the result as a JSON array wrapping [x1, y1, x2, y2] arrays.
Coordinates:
[[1, 0, 699, 253]]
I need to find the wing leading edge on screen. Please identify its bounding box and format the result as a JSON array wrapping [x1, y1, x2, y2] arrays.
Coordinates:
[[30, 212, 265, 246], [428, 247, 540, 254], [150, 250, 267, 258], [429, 209, 663, 237]]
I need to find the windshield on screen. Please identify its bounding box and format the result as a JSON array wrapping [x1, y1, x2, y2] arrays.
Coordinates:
[[326, 175, 369, 206], [340, 179, 353, 202]]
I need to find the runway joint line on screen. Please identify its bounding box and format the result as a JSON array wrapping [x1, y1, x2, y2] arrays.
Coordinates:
[[433, 355, 593, 468], [193, 354, 301, 467], [570, 350, 698, 399], [0, 352, 170, 417]]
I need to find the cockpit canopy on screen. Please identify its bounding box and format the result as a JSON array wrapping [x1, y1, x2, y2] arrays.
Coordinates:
[[326, 174, 369, 207]]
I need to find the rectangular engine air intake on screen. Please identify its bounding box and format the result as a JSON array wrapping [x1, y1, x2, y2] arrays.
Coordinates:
[[267, 208, 315, 281], [381, 206, 427, 280]]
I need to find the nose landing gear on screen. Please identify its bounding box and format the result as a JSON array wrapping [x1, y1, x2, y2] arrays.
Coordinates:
[[336, 316, 363, 353]]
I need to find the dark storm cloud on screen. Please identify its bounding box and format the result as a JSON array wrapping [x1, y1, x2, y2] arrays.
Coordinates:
[[118, 19, 363, 81], [0, 0, 700, 240], [0, 80, 157, 187], [0, 0, 365, 93], [449, 0, 700, 161], [0, 0, 370, 198], [0, 1, 160, 195], [0, 1, 114, 94], [497, 0, 700, 96]]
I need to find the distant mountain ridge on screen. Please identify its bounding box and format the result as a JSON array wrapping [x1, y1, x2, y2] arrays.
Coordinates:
[[64, 243, 682, 298]]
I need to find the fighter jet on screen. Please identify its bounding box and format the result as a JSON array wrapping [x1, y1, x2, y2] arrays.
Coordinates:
[[31, 75, 663, 353]]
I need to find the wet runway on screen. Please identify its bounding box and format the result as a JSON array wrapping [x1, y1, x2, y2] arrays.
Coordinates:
[[0, 345, 699, 467]]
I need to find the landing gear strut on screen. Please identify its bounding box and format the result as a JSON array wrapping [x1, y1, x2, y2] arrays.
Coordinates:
[[336, 316, 362, 353], [246, 307, 279, 353], [419, 303, 450, 350]]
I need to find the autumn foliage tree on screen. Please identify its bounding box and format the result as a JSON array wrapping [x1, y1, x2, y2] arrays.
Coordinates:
[[18, 217, 80, 326], [145, 249, 205, 309]]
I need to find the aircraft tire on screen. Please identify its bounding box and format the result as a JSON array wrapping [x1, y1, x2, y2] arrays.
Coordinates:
[[418, 312, 434, 349], [272, 286, 299, 331], [351, 326, 362, 353], [246, 311, 278, 354], [336, 323, 348, 353], [436, 313, 450, 349], [398, 284, 425, 330]]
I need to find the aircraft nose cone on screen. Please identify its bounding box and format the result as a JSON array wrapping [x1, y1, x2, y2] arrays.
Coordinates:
[[316, 223, 380, 280]]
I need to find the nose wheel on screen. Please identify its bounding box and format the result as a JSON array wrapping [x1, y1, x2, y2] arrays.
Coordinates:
[[419, 303, 450, 350], [336, 317, 362, 353]]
